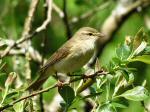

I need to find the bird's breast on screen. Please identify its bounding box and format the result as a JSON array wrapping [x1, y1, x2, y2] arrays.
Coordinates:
[[54, 40, 95, 73]]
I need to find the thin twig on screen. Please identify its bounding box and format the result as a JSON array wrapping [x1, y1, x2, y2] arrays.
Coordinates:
[[62, 0, 72, 39], [0, 84, 57, 111], [1, 0, 39, 58], [21, 0, 39, 80], [88, 0, 150, 67], [0, 70, 107, 111], [52, 3, 64, 18], [35, 0, 53, 32], [39, 0, 50, 111], [70, 2, 110, 24], [0, 0, 53, 58], [21, 0, 39, 40]]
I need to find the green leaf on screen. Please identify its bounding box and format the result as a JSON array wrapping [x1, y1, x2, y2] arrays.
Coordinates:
[[97, 103, 116, 112], [0, 86, 9, 105], [5, 72, 17, 87], [133, 28, 147, 50], [129, 55, 150, 64], [126, 73, 134, 86], [132, 41, 147, 56], [145, 46, 150, 54], [116, 44, 131, 60], [13, 100, 24, 112], [120, 70, 129, 81], [112, 57, 121, 65], [111, 102, 127, 109], [83, 92, 102, 99], [58, 86, 75, 105], [6, 91, 18, 99], [120, 86, 149, 101]]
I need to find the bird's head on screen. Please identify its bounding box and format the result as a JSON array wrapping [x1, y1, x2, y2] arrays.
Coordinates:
[[74, 27, 105, 43]]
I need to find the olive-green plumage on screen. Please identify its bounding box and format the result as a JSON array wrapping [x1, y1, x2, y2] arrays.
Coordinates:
[[27, 27, 104, 90]]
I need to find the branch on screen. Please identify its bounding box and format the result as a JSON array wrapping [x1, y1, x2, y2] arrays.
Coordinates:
[[0, 70, 107, 111], [0, 84, 57, 111], [0, 0, 53, 59], [0, 38, 43, 63], [35, 0, 53, 32], [62, 0, 72, 39], [21, 0, 39, 80], [52, 3, 64, 18], [52, 1, 71, 39], [101, 0, 150, 39], [0, 0, 39, 58], [39, 0, 50, 111], [70, 2, 110, 24], [88, 0, 150, 67], [21, 0, 39, 40], [0, 49, 26, 56]]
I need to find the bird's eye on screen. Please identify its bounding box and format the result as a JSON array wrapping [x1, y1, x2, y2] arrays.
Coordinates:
[[88, 33, 93, 36]]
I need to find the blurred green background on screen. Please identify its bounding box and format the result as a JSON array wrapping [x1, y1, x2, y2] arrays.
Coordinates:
[[0, 0, 150, 112]]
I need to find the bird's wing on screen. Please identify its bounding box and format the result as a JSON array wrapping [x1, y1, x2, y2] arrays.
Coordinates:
[[39, 41, 72, 73]]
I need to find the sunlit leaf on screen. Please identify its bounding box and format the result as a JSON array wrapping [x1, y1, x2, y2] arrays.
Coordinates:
[[120, 86, 149, 101], [133, 28, 147, 50], [112, 57, 121, 65], [6, 91, 18, 99], [13, 100, 25, 112], [1, 85, 9, 105], [145, 46, 150, 54], [129, 55, 150, 64], [120, 69, 129, 81], [111, 102, 127, 108], [5, 72, 17, 87], [97, 103, 116, 112], [76, 78, 95, 94], [132, 41, 147, 56], [83, 92, 102, 99], [127, 73, 134, 86], [116, 44, 131, 60]]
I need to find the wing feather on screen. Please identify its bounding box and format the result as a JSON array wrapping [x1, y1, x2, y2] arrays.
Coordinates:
[[39, 40, 73, 73]]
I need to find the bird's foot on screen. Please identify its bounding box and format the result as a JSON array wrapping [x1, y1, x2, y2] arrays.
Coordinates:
[[57, 80, 64, 88]]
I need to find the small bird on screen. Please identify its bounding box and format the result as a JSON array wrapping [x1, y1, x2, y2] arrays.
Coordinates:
[[28, 27, 104, 90]]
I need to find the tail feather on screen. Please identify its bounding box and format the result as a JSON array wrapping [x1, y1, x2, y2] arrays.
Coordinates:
[[26, 72, 49, 91]]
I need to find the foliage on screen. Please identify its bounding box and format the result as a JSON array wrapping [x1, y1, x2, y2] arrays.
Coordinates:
[[0, 28, 150, 111], [0, 0, 150, 112]]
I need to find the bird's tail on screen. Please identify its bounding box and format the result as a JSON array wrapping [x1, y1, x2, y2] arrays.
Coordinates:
[[26, 72, 49, 91]]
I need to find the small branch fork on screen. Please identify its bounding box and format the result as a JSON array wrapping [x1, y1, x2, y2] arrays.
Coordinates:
[[0, 0, 53, 62], [88, 0, 150, 67], [0, 70, 108, 111]]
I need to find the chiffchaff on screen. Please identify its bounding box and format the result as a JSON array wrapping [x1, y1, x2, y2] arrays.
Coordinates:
[[28, 27, 104, 90]]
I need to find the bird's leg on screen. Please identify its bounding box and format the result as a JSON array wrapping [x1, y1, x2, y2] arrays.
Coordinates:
[[67, 73, 72, 83], [57, 80, 64, 88], [68, 73, 76, 90], [67, 73, 71, 76], [54, 72, 63, 88], [55, 72, 58, 79], [55, 72, 64, 88]]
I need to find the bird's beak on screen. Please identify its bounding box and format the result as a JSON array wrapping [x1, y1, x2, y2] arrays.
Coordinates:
[[94, 32, 105, 45], [94, 32, 105, 38]]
